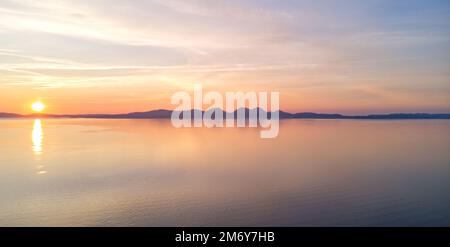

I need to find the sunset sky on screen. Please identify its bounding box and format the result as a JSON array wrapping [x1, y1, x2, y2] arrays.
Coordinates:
[[0, 0, 449, 114]]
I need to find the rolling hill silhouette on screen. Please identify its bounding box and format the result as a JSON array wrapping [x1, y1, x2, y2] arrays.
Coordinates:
[[1, 109, 449, 119]]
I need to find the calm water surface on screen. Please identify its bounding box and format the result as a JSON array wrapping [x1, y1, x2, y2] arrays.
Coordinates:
[[0, 119, 449, 226]]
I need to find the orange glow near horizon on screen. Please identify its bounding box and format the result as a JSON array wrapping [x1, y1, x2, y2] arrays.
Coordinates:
[[0, 90, 447, 115]]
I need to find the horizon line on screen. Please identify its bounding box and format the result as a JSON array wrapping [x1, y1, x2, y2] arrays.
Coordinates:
[[1, 108, 450, 120]]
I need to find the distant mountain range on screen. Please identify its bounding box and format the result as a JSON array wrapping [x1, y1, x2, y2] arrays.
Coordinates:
[[1, 108, 450, 119]]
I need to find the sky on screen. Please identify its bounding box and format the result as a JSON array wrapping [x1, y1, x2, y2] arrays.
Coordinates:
[[0, 0, 449, 114]]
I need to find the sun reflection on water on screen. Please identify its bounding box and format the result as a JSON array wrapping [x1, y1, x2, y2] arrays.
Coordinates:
[[32, 119, 46, 174], [32, 119, 43, 156], [32, 119, 43, 155]]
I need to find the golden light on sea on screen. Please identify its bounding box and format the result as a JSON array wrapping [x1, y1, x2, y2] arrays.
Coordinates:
[[32, 119, 43, 156]]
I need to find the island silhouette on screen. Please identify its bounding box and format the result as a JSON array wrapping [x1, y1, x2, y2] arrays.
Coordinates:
[[1, 109, 449, 119]]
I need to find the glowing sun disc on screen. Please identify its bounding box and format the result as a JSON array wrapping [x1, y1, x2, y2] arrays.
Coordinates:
[[32, 101, 46, 112]]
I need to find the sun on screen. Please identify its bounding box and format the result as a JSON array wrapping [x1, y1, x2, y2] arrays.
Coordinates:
[[31, 101, 46, 112]]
